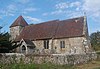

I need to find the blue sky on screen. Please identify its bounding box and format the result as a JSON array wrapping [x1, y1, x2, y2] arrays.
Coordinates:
[[0, 0, 100, 35]]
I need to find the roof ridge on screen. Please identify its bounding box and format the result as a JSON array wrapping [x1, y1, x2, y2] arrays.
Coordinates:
[[60, 16, 84, 22], [25, 20, 59, 27], [34, 19, 59, 25]]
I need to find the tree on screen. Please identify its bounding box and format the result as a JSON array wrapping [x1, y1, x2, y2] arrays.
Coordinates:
[[90, 31, 100, 51], [0, 32, 22, 53], [0, 32, 12, 52]]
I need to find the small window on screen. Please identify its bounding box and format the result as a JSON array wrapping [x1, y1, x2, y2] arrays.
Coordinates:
[[44, 40, 49, 49], [74, 47, 77, 53], [22, 45, 26, 50], [74, 49, 76, 53], [55, 47, 57, 49], [60, 41, 65, 49], [22, 45, 26, 53]]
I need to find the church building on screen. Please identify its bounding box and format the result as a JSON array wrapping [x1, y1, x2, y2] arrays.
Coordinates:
[[10, 16, 92, 54]]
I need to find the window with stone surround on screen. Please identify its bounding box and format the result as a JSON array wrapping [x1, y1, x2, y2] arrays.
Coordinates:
[[22, 45, 26, 53], [22, 45, 26, 50], [44, 40, 49, 49], [60, 41, 65, 49]]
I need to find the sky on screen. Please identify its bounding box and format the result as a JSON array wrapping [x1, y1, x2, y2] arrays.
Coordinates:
[[0, 0, 100, 35]]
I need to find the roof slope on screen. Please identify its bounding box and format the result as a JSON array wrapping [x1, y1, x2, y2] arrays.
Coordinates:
[[15, 17, 85, 41], [10, 16, 28, 28], [23, 39, 34, 46], [55, 17, 84, 38], [16, 20, 59, 41]]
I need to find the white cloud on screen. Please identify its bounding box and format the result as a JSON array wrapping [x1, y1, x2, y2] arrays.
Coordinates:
[[51, 10, 64, 15], [0, 4, 37, 16], [0, 10, 6, 14], [0, 16, 2, 19], [24, 8, 36, 12], [82, 0, 100, 22], [55, 1, 81, 10], [69, 11, 84, 18], [23, 7, 37, 14], [70, 1, 81, 8], [24, 16, 42, 23], [0, 4, 17, 16], [42, 13, 48, 16], [7, 4, 17, 13], [55, 2, 69, 9], [82, 0, 100, 12], [7, 4, 16, 10], [42, 10, 68, 16], [43, 1, 82, 16], [14, 0, 30, 4]]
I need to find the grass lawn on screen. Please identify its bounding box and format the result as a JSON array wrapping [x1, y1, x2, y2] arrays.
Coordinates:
[[77, 52, 100, 69], [0, 60, 100, 69], [77, 60, 100, 69], [0, 63, 76, 69]]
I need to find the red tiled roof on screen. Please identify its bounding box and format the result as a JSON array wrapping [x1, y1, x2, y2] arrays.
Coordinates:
[[55, 17, 84, 38], [15, 20, 59, 41], [10, 16, 28, 28], [15, 16, 85, 41], [23, 39, 34, 46]]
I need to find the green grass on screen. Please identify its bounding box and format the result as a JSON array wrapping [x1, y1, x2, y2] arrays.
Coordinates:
[[77, 59, 100, 69], [0, 63, 76, 69], [96, 51, 100, 54], [0, 60, 100, 69]]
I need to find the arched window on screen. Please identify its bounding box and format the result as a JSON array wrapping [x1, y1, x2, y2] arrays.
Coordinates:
[[22, 45, 26, 53], [22, 45, 26, 50]]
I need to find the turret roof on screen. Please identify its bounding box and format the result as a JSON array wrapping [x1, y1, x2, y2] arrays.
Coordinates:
[[10, 16, 28, 28]]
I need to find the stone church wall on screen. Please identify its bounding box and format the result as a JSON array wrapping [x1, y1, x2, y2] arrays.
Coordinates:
[[10, 26, 23, 40], [32, 37, 91, 54]]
